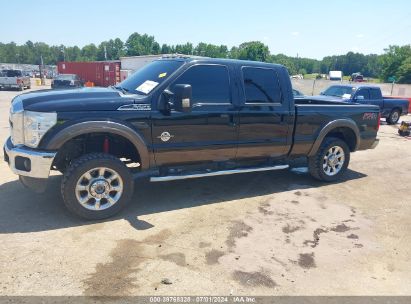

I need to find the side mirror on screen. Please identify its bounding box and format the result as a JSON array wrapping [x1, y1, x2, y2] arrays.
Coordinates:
[[173, 84, 192, 112], [356, 95, 365, 100]]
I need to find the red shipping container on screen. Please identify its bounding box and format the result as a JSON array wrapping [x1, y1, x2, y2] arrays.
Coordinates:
[[57, 61, 121, 87]]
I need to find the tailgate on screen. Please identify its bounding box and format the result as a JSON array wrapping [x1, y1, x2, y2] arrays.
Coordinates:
[[0, 77, 17, 85]]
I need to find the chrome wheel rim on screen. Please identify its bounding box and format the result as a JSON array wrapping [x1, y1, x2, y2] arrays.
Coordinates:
[[391, 111, 399, 122], [75, 167, 123, 211], [323, 146, 345, 176]]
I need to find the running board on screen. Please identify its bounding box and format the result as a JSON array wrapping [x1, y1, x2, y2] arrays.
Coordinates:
[[150, 165, 289, 182]]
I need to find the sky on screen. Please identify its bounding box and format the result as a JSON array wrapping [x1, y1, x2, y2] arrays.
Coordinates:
[[1, 0, 411, 59]]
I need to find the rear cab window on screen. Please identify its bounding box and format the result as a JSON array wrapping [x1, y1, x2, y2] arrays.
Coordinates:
[[370, 88, 382, 99], [5, 70, 22, 77], [241, 67, 283, 104]]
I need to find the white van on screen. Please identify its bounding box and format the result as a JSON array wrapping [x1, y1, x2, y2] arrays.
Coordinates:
[[329, 71, 343, 81]]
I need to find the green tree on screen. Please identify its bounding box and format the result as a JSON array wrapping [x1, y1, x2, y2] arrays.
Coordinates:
[[397, 57, 411, 83], [81, 44, 98, 61], [65, 46, 81, 61], [228, 46, 239, 59], [161, 44, 173, 54], [175, 42, 193, 55], [125, 32, 159, 56], [237, 41, 270, 62], [380, 45, 411, 82], [194, 43, 228, 58]]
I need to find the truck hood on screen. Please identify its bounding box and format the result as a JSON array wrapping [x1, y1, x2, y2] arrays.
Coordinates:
[[15, 87, 148, 112], [310, 95, 352, 103]]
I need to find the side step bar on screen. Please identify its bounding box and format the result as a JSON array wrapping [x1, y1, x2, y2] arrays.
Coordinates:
[[150, 165, 289, 182]]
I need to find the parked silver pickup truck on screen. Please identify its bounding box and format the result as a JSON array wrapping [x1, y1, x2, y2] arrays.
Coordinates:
[[0, 69, 31, 91]]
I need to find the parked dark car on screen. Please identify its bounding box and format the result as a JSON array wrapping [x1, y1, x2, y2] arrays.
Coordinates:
[[351, 73, 364, 82], [319, 85, 409, 124], [51, 74, 83, 89], [4, 57, 380, 219]]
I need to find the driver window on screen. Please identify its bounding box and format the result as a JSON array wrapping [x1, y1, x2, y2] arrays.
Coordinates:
[[356, 89, 370, 99], [169, 65, 231, 104]]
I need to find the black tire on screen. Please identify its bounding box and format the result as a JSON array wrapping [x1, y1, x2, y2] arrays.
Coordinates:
[[308, 137, 350, 182], [387, 109, 401, 125], [61, 153, 134, 220], [18, 85, 24, 91]]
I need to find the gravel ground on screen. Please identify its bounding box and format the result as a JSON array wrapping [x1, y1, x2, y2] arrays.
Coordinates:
[[0, 85, 410, 296]]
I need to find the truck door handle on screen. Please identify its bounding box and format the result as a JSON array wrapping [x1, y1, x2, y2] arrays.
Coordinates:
[[221, 114, 236, 126]]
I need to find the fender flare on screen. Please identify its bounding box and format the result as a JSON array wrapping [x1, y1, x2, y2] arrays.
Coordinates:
[[45, 121, 150, 169], [308, 119, 361, 157]]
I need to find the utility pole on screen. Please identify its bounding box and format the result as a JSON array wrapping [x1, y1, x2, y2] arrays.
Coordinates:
[[40, 55, 45, 85], [104, 45, 107, 60]]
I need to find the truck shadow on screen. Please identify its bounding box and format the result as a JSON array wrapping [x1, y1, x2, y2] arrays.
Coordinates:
[[0, 168, 366, 234]]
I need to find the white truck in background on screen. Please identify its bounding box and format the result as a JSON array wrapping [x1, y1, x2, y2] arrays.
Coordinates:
[[329, 70, 343, 81], [0, 69, 31, 91]]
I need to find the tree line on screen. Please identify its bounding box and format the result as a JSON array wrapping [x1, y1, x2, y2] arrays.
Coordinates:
[[1, 32, 410, 83]]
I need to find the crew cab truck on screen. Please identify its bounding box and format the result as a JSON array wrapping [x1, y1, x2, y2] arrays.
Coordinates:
[[320, 84, 409, 124], [0, 69, 31, 91], [4, 57, 380, 220]]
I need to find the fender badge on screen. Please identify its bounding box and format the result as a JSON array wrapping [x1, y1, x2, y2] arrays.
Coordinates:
[[158, 131, 174, 142]]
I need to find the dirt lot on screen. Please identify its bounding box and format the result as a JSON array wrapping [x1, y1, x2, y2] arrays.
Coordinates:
[[0, 86, 410, 296]]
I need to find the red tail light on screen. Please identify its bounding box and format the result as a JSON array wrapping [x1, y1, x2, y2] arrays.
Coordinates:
[[16, 78, 22, 85]]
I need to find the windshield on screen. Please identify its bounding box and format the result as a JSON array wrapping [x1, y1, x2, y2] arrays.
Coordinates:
[[322, 86, 355, 98], [118, 60, 184, 95], [56, 74, 75, 80], [4, 70, 22, 77]]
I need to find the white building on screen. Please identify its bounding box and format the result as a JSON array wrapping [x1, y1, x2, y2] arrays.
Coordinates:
[[120, 54, 165, 71]]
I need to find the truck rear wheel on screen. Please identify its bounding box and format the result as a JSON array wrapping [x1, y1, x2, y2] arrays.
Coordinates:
[[61, 153, 134, 220], [308, 137, 350, 182], [386, 109, 401, 125]]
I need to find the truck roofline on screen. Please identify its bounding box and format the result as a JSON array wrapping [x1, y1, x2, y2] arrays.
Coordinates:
[[157, 57, 286, 69]]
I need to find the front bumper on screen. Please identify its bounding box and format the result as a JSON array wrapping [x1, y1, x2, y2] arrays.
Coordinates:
[[3, 137, 56, 178], [0, 84, 21, 89]]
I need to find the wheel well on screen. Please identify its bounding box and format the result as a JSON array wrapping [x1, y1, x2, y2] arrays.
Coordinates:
[[326, 127, 357, 152], [392, 107, 402, 114], [52, 132, 141, 172]]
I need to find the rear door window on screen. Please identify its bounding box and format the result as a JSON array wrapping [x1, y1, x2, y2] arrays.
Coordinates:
[[242, 67, 282, 104], [370, 88, 382, 99]]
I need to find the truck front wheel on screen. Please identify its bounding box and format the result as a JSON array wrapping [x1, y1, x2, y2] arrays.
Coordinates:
[[61, 153, 134, 220], [308, 137, 350, 182]]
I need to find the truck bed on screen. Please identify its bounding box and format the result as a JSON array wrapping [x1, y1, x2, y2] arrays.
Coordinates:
[[290, 97, 380, 157]]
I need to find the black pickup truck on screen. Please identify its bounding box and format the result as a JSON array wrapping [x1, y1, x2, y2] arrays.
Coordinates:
[[4, 57, 380, 219]]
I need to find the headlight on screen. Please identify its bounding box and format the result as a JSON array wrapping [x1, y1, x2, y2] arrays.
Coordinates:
[[9, 98, 24, 146], [23, 111, 57, 148]]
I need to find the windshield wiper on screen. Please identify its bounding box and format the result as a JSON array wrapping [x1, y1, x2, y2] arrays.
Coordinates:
[[111, 86, 130, 94]]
